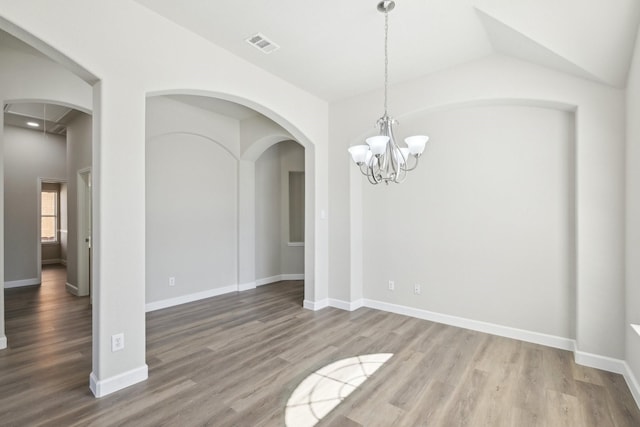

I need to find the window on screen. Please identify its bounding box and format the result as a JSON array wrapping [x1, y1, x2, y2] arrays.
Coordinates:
[[41, 190, 58, 243]]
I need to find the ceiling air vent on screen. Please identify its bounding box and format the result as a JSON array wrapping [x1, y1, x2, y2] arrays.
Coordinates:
[[246, 33, 279, 54]]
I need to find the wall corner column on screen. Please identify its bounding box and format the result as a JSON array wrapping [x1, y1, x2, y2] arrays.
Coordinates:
[[0, 106, 6, 349], [238, 159, 256, 290], [89, 80, 147, 397]]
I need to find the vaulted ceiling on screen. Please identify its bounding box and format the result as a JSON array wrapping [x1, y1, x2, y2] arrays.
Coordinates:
[[134, 0, 640, 101]]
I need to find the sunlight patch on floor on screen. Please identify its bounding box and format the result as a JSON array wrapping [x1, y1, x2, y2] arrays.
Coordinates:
[[285, 353, 393, 427]]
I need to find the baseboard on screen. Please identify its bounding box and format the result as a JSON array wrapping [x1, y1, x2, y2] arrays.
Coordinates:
[[574, 350, 626, 375], [328, 298, 364, 311], [256, 274, 305, 287], [0, 335, 6, 350], [4, 278, 40, 288], [41, 259, 62, 265], [623, 362, 640, 410], [145, 285, 238, 312], [362, 299, 575, 352], [238, 282, 256, 292], [89, 364, 148, 398], [66, 282, 79, 295], [60, 259, 67, 266], [304, 299, 329, 311]]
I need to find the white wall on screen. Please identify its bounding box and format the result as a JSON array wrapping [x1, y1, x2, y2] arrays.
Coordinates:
[[363, 105, 575, 338], [66, 112, 92, 291], [331, 54, 625, 361], [146, 96, 239, 304], [3, 125, 66, 283], [626, 23, 640, 399]]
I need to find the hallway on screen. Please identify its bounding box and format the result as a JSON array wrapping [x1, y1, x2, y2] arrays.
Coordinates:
[[1, 264, 92, 424]]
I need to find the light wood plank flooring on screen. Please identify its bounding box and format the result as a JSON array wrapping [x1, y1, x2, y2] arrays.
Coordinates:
[[1, 264, 639, 426]]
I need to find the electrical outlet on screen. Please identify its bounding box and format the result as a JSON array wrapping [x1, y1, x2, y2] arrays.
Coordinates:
[[169, 276, 175, 287], [414, 284, 421, 295], [111, 333, 125, 352], [388, 280, 395, 291]]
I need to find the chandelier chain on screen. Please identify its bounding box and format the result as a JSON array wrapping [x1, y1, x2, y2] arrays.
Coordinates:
[[384, 9, 389, 116]]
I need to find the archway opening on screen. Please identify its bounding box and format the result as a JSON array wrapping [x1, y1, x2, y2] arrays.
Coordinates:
[[144, 94, 315, 312]]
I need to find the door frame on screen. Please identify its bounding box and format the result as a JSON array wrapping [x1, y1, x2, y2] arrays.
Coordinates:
[[77, 167, 92, 298]]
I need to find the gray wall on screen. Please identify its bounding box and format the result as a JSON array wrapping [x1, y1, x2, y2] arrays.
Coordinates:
[[279, 141, 305, 275], [626, 23, 640, 395], [65, 112, 92, 289], [3, 125, 66, 283], [255, 140, 305, 281], [255, 143, 281, 280], [363, 105, 575, 338], [146, 96, 240, 304]]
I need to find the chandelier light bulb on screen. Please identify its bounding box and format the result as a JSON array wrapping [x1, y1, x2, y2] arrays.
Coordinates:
[[365, 135, 390, 156], [405, 135, 429, 156], [348, 145, 370, 164]]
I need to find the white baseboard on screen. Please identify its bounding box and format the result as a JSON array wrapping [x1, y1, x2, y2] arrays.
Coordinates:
[[573, 350, 640, 408], [41, 259, 62, 265], [0, 335, 6, 350], [66, 282, 79, 295], [363, 298, 575, 351], [328, 298, 364, 311], [304, 298, 329, 311], [256, 274, 305, 287], [90, 364, 148, 398], [60, 259, 67, 266], [238, 282, 256, 292], [623, 362, 640, 410], [574, 350, 626, 375], [4, 278, 40, 288], [145, 285, 238, 312]]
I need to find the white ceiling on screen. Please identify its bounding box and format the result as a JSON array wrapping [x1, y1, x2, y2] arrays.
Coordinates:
[[3, 102, 78, 135], [134, 0, 640, 101]]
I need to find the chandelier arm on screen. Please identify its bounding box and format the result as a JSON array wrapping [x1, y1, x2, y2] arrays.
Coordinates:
[[404, 156, 420, 172], [372, 160, 384, 184], [367, 166, 381, 185], [366, 155, 382, 184]]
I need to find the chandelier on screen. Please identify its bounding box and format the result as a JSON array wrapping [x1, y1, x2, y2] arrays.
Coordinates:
[[348, 1, 429, 185]]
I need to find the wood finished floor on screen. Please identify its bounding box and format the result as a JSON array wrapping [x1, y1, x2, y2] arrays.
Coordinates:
[[1, 265, 639, 426]]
